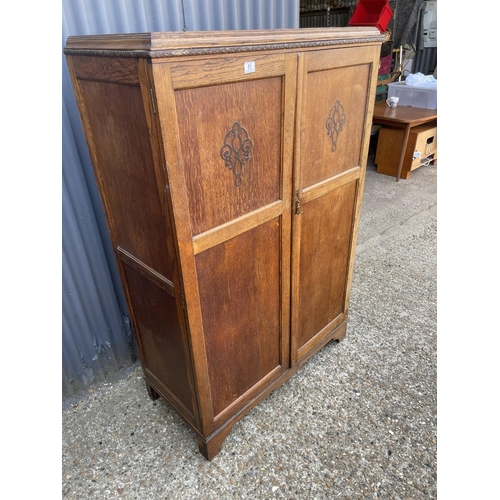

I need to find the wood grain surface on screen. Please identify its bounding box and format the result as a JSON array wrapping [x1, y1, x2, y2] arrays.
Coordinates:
[[65, 29, 381, 459]]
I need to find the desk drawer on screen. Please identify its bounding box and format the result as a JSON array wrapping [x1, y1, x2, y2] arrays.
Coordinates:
[[375, 122, 437, 179]]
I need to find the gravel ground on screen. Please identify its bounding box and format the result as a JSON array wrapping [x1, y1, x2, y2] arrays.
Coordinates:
[[62, 160, 437, 499]]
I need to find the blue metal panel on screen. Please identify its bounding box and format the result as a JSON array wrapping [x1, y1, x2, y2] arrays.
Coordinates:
[[184, 0, 298, 30], [62, 89, 136, 398], [62, 0, 299, 400], [412, 47, 437, 76]]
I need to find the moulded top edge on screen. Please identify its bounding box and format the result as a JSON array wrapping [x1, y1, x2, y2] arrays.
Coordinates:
[[64, 27, 384, 57]]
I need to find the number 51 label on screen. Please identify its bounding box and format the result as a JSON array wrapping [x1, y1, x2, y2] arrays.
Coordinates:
[[244, 61, 255, 74]]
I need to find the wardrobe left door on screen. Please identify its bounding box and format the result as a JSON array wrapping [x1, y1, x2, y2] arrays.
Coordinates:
[[151, 52, 297, 435]]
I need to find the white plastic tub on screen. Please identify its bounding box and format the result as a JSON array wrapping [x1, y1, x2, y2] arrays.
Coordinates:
[[387, 81, 437, 109]]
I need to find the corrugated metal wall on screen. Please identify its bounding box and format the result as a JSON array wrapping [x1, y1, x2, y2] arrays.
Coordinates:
[[299, 1, 357, 28], [62, 0, 299, 400], [412, 47, 437, 76]]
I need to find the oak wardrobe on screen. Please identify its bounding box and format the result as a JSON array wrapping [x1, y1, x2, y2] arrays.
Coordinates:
[[64, 27, 383, 459]]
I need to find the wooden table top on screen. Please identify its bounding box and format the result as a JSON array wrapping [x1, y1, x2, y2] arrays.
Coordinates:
[[372, 101, 437, 125]]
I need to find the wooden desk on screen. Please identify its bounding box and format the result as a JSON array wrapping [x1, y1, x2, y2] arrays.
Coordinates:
[[372, 101, 437, 181]]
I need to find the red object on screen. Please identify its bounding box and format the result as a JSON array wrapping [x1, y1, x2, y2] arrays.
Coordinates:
[[348, 0, 393, 33], [378, 53, 392, 75]]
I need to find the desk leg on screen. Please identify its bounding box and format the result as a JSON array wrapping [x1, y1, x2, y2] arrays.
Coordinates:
[[396, 124, 411, 182]]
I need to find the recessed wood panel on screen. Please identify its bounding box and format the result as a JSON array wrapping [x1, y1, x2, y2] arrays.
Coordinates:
[[79, 80, 175, 280], [175, 78, 283, 235], [195, 219, 282, 417], [298, 181, 357, 349], [123, 265, 193, 413], [301, 63, 370, 187]]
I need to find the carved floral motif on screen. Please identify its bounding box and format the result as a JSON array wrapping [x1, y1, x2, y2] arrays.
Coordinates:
[[220, 122, 253, 187], [326, 100, 346, 152]]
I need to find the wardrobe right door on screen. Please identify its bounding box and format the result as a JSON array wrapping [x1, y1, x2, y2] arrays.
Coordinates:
[[291, 45, 379, 364]]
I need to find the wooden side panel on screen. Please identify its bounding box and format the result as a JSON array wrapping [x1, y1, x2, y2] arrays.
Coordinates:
[[122, 265, 194, 415], [297, 182, 357, 348], [68, 56, 196, 425], [78, 80, 175, 281], [174, 77, 283, 235], [195, 218, 281, 418]]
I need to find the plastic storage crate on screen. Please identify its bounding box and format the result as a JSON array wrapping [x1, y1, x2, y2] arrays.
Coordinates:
[[387, 81, 437, 109], [348, 0, 393, 33]]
